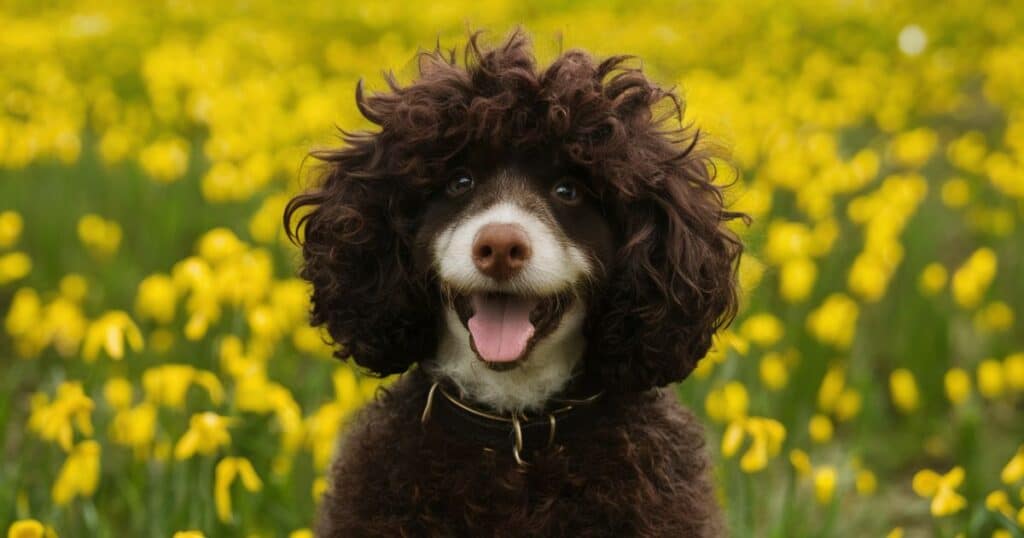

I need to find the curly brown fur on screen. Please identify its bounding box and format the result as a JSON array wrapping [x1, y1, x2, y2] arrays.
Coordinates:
[[285, 29, 745, 537], [319, 369, 722, 537]]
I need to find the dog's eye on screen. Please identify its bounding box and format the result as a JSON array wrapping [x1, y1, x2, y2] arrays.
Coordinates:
[[446, 175, 474, 196], [552, 180, 581, 204]]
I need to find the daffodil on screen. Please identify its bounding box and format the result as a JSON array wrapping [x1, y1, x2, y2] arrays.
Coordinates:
[[944, 368, 971, 405], [890, 368, 920, 413], [135, 274, 178, 324], [814, 466, 836, 504], [214, 457, 263, 522], [806, 294, 859, 349], [0, 210, 23, 248], [977, 359, 1006, 399], [52, 440, 101, 506], [174, 412, 233, 459], [0, 252, 32, 284], [6, 519, 57, 538], [912, 466, 967, 517], [808, 414, 833, 443], [77, 214, 122, 258], [1002, 445, 1024, 485], [951, 248, 997, 309], [142, 364, 223, 409], [82, 310, 144, 361], [28, 382, 94, 451]]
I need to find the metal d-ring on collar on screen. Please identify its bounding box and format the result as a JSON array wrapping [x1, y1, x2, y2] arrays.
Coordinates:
[[420, 382, 604, 467]]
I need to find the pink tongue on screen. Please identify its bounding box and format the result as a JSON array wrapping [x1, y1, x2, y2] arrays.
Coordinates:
[[467, 294, 537, 362]]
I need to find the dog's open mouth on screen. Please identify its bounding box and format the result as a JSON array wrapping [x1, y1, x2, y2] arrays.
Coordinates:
[[452, 291, 571, 370]]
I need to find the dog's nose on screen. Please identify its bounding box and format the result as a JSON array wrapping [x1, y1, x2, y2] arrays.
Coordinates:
[[472, 223, 532, 281]]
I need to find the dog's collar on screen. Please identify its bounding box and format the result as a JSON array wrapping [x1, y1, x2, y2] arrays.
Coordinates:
[[420, 382, 605, 466]]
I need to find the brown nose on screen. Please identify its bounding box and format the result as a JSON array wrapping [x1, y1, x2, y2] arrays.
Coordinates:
[[472, 223, 532, 281]]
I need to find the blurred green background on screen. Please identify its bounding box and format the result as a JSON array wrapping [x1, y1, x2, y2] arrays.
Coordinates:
[[1, 1, 1023, 536]]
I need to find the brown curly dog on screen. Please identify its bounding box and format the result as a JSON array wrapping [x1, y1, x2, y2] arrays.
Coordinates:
[[285, 29, 745, 537]]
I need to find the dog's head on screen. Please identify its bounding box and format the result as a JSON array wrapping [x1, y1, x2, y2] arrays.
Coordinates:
[[285, 31, 745, 408]]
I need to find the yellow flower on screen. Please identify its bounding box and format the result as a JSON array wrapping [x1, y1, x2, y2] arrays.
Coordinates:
[[720, 416, 785, 473], [138, 137, 190, 182], [52, 440, 101, 506], [944, 368, 971, 405], [705, 382, 749, 423], [940, 178, 970, 208], [174, 412, 233, 459], [977, 359, 1006, 399], [214, 457, 263, 522], [856, 470, 877, 496], [779, 257, 816, 302], [142, 364, 223, 408], [814, 466, 836, 504], [808, 414, 833, 443], [985, 490, 1014, 518], [196, 228, 246, 264], [975, 301, 1015, 332], [817, 364, 846, 412], [886, 528, 903, 538], [109, 402, 158, 456], [1002, 445, 1024, 484], [739, 313, 784, 346], [789, 449, 812, 476], [912, 466, 967, 517], [289, 530, 313, 538], [806, 294, 859, 349], [77, 214, 122, 258], [763, 220, 813, 265], [103, 377, 134, 410], [135, 274, 178, 324], [918, 263, 948, 295], [82, 310, 144, 361], [759, 352, 788, 390], [58, 274, 88, 302], [1005, 353, 1024, 391], [0, 252, 32, 284], [890, 127, 937, 168], [172, 532, 205, 538], [890, 368, 920, 413], [951, 248, 997, 309], [28, 381, 94, 451], [834, 389, 862, 422], [6, 520, 57, 538], [0, 210, 23, 248]]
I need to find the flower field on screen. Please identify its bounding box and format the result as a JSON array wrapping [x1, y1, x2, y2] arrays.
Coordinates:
[[2, 0, 1024, 536]]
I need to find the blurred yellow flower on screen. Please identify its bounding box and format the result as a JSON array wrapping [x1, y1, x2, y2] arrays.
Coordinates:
[[806, 294, 859, 349], [143, 364, 223, 408], [886, 528, 903, 538], [52, 440, 101, 506], [834, 389, 862, 422], [174, 412, 233, 459], [28, 381, 94, 451], [944, 368, 971, 405], [6, 520, 57, 538], [0, 210, 23, 248], [789, 449, 812, 477], [856, 469, 877, 496], [58, 274, 88, 302], [215, 457, 263, 523], [817, 364, 846, 413], [739, 313, 784, 347], [1002, 445, 1024, 485], [890, 128, 937, 168], [109, 402, 158, 456], [985, 489, 1014, 518], [197, 228, 246, 264], [289, 530, 313, 538], [808, 414, 833, 444], [912, 466, 967, 517], [951, 248, 997, 309], [890, 369, 920, 413], [1005, 353, 1024, 391], [77, 214, 122, 259], [814, 466, 836, 504], [172, 532, 205, 538], [0, 252, 32, 284], [977, 359, 1006, 399], [918, 263, 948, 295], [82, 310, 144, 361], [759, 353, 788, 390], [705, 382, 749, 423], [779, 257, 816, 302], [940, 178, 970, 208], [135, 274, 178, 324], [974, 301, 1014, 332], [139, 137, 190, 183], [103, 377, 134, 410]]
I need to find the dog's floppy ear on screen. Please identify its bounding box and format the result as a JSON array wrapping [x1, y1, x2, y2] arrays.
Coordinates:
[[587, 142, 745, 393], [284, 82, 439, 376]]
